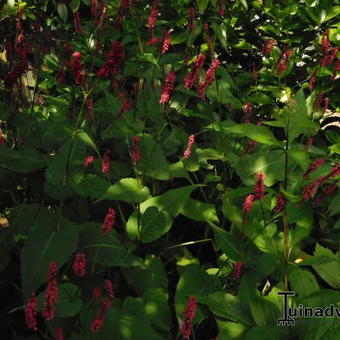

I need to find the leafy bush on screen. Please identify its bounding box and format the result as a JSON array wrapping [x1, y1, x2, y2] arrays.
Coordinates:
[[0, 0, 339, 339]]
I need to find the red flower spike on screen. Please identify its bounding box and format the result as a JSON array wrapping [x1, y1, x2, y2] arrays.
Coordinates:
[[25, 294, 38, 331], [56, 327, 64, 340], [274, 193, 286, 213], [277, 49, 293, 75], [324, 163, 340, 180], [308, 69, 318, 90], [93, 287, 102, 300], [72, 253, 87, 277], [303, 177, 323, 201], [184, 54, 206, 89], [147, 0, 159, 29], [180, 296, 197, 339], [146, 37, 159, 46], [303, 158, 325, 179], [242, 194, 254, 224], [188, 7, 196, 32], [183, 134, 195, 159], [97, 41, 125, 78], [91, 298, 112, 332], [313, 184, 337, 205], [162, 29, 171, 54], [131, 136, 141, 165], [16, 7, 24, 30], [102, 208, 115, 234], [197, 59, 220, 99], [321, 30, 331, 54], [84, 156, 94, 167], [70, 51, 86, 85], [104, 280, 114, 299], [43, 261, 58, 321], [73, 11, 81, 33], [254, 172, 265, 200], [262, 39, 276, 56], [232, 261, 243, 279], [102, 149, 111, 174], [160, 70, 176, 104]]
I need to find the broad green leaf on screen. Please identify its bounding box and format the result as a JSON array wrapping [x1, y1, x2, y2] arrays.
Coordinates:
[[57, 3, 68, 23], [80, 222, 137, 267], [224, 124, 281, 147], [312, 244, 340, 289], [76, 131, 100, 157], [69, 0, 80, 12], [200, 291, 252, 325], [217, 320, 248, 340], [324, 6, 340, 23], [121, 255, 168, 295], [210, 224, 242, 261], [140, 206, 168, 243], [175, 265, 221, 321], [136, 134, 170, 180], [0, 147, 46, 173], [74, 174, 110, 199], [142, 288, 172, 332], [21, 211, 78, 298], [288, 265, 319, 298], [197, 0, 209, 13], [243, 326, 285, 340], [182, 198, 219, 223], [98, 178, 150, 203], [36, 283, 82, 317], [233, 150, 285, 186]]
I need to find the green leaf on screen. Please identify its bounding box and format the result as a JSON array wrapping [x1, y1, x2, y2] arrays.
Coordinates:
[[74, 174, 110, 199], [0, 147, 46, 173], [324, 6, 340, 23], [21, 212, 78, 298], [182, 198, 219, 223], [217, 320, 248, 340], [197, 0, 209, 13], [224, 124, 281, 147], [97, 178, 150, 203], [312, 244, 340, 289], [57, 3, 68, 23], [140, 207, 167, 243], [142, 288, 172, 332], [69, 0, 80, 12], [136, 134, 170, 180], [200, 291, 252, 325], [210, 224, 242, 261], [80, 223, 137, 267], [76, 131, 100, 157], [243, 326, 285, 340], [288, 265, 319, 298], [233, 150, 285, 186]]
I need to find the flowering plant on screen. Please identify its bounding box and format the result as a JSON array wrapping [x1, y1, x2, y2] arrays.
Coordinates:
[[0, 0, 339, 339]]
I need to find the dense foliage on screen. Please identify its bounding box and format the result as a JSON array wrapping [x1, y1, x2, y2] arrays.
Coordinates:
[[0, 0, 340, 339]]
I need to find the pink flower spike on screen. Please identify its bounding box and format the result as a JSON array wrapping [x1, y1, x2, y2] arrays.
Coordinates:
[[72, 253, 87, 277], [102, 149, 111, 174], [104, 280, 114, 299], [303, 158, 325, 179], [161, 29, 171, 54], [180, 296, 197, 339], [25, 294, 38, 331], [274, 192, 286, 213], [183, 134, 195, 159], [102, 208, 115, 234], [242, 194, 254, 224], [254, 172, 265, 200], [56, 327, 64, 340], [91, 298, 112, 332], [93, 287, 102, 300], [232, 261, 243, 279], [84, 156, 94, 167], [160, 70, 176, 104], [43, 261, 58, 321]]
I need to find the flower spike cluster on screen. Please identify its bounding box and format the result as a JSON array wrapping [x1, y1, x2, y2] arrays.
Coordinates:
[[43, 261, 58, 320], [180, 296, 197, 339]]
